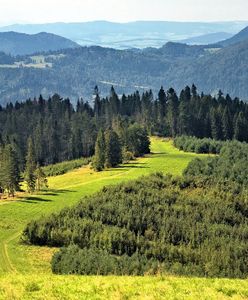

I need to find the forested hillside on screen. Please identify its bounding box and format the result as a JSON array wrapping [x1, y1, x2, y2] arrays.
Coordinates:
[[1, 84, 248, 197], [24, 164, 248, 278], [1, 29, 248, 104]]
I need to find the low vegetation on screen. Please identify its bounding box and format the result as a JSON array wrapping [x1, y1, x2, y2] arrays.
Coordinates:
[[174, 135, 225, 154], [42, 157, 91, 177]]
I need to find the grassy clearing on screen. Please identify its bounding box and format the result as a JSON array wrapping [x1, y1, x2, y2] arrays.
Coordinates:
[[0, 138, 247, 299], [0, 275, 248, 300]]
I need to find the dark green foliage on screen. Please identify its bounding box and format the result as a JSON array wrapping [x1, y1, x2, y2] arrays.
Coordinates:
[[125, 124, 150, 157], [92, 129, 106, 171], [184, 140, 248, 187], [24, 173, 248, 278], [104, 129, 122, 168], [0, 144, 20, 196], [52, 245, 158, 276], [1, 85, 248, 175], [24, 138, 37, 193], [174, 136, 225, 154], [42, 157, 91, 177]]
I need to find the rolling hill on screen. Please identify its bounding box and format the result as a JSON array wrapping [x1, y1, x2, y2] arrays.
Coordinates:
[[0, 31, 79, 55], [218, 25, 248, 46]]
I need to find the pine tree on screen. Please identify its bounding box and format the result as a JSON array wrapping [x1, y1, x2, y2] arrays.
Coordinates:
[[35, 164, 48, 191], [105, 129, 122, 168], [166, 88, 179, 137], [1, 144, 20, 197], [93, 129, 106, 171], [24, 138, 36, 193], [158, 86, 166, 120], [234, 112, 248, 142], [222, 107, 233, 140]]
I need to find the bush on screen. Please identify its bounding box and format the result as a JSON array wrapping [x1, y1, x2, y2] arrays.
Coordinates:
[[42, 157, 91, 177]]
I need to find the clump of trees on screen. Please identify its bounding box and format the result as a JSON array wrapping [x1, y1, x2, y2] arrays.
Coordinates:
[[93, 125, 150, 171], [23, 170, 248, 278]]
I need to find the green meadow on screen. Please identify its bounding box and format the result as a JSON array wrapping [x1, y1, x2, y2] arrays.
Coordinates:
[[0, 138, 247, 300]]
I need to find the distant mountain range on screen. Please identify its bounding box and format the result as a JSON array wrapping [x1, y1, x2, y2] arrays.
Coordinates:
[[0, 32, 79, 55], [0, 20, 247, 49], [0, 24, 248, 105]]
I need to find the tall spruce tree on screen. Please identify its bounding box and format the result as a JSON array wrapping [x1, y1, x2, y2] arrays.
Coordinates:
[[93, 129, 106, 171], [1, 144, 20, 197], [105, 129, 122, 168], [24, 138, 36, 193]]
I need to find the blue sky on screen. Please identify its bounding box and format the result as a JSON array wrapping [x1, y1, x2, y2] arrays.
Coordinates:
[[0, 0, 247, 25]]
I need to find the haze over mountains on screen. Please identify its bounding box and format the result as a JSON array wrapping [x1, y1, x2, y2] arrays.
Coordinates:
[[0, 21, 248, 105], [0, 20, 247, 49]]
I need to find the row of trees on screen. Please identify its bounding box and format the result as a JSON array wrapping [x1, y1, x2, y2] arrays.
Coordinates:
[[0, 138, 47, 197]]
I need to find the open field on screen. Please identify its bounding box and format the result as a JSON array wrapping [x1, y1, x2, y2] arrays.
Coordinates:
[[1, 274, 248, 300], [0, 138, 247, 299]]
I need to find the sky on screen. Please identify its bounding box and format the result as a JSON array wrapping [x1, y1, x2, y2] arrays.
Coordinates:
[[0, 0, 247, 25]]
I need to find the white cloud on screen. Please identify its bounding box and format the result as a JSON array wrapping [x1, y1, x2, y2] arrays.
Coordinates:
[[0, 0, 247, 24]]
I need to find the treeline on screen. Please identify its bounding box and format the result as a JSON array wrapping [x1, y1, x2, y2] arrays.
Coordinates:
[[23, 172, 248, 278], [1, 85, 248, 169]]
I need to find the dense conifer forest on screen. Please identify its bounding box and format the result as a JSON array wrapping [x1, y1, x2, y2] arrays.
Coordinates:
[[1, 84, 248, 195]]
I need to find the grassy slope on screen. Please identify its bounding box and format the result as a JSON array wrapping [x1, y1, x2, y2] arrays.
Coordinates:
[[0, 138, 247, 299]]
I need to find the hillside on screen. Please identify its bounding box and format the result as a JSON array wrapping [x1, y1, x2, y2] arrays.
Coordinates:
[[219, 25, 248, 46], [1, 37, 248, 104], [0, 31, 79, 55]]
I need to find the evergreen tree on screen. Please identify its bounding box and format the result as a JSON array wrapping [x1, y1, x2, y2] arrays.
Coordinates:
[[158, 86, 166, 120], [222, 107, 233, 140], [93, 129, 106, 171], [105, 129, 122, 168], [234, 112, 248, 142], [166, 88, 179, 137], [24, 138, 36, 193], [1, 144, 20, 197], [35, 164, 48, 191]]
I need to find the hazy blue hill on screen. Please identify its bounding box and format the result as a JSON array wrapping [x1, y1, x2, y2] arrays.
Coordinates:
[[179, 32, 233, 45], [0, 31, 79, 55], [218, 26, 248, 46], [0, 21, 246, 49]]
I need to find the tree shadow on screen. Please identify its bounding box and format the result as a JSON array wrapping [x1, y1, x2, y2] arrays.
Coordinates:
[[20, 196, 52, 203]]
